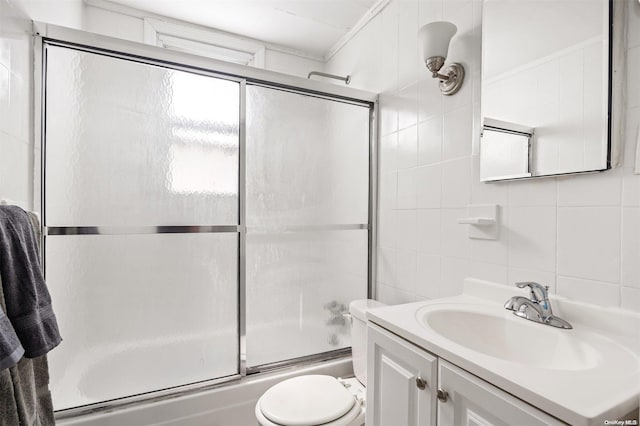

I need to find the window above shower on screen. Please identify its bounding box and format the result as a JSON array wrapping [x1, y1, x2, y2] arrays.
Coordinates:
[[143, 18, 266, 67]]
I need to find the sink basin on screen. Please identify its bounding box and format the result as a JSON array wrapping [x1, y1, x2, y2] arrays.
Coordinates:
[[418, 304, 606, 371], [369, 279, 640, 425]]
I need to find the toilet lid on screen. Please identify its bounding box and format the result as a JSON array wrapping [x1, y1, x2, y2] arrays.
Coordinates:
[[259, 375, 356, 426]]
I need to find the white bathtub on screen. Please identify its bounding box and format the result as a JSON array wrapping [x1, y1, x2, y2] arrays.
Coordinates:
[[51, 319, 350, 411], [56, 357, 353, 426]]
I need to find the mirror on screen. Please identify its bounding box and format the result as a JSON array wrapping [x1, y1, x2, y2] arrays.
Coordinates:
[[480, 0, 611, 181]]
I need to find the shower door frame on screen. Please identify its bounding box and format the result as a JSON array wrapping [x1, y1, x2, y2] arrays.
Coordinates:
[[34, 23, 379, 419]]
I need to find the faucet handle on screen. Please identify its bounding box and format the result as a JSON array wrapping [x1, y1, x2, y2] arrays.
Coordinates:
[[515, 282, 548, 303]]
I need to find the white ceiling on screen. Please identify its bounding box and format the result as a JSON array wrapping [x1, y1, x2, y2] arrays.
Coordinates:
[[107, 0, 379, 57]]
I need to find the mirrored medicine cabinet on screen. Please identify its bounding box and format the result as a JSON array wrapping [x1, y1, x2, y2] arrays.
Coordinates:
[[480, 0, 613, 181]]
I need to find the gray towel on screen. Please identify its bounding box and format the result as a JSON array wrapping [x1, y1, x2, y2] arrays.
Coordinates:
[[0, 352, 56, 426], [0, 308, 24, 370], [0, 209, 56, 426], [0, 206, 61, 360]]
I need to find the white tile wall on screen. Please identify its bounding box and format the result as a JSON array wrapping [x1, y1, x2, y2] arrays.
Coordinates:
[[557, 169, 623, 207], [441, 157, 471, 208], [418, 116, 443, 165], [397, 167, 417, 209], [416, 252, 440, 299], [469, 260, 507, 286], [470, 214, 507, 264], [379, 171, 398, 210], [416, 209, 440, 255], [380, 133, 398, 173], [326, 0, 640, 312], [395, 249, 418, 295], [508, 206, 556, 272], [416, 163, 442, 208], [622, 171, 640, 206], [470, 156, 508, 204], [622, 207, 640, 288], [0, 0, 31, 209], [377, 282, 418, 304], [398, 125, 418, 169], [440, 256, 468, 297], [556, 275, 620, 308], [622, 286, 640, 311], [442, 105, 472, 160], [397, 209, 418, 251], [507, 176, 557, 207], [557, 206, 621, 283], [440, 208, 469, 258], [377, 208, 398, 249], [4, 0, 640, 314]]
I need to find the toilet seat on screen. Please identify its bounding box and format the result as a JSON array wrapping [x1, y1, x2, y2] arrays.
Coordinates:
[[255, 375, 365, 426]]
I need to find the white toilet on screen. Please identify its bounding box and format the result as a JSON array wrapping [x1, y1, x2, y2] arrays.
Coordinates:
[[255, 299, 386, 426]]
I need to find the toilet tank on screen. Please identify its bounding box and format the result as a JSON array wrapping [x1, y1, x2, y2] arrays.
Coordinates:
[[349, 299, 386, 387]]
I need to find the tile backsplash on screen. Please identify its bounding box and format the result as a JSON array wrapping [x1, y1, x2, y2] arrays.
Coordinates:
[[326, 0, 640, 311]]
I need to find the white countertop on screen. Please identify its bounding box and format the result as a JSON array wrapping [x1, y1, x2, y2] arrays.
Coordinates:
[[367, 279, 640, 426]]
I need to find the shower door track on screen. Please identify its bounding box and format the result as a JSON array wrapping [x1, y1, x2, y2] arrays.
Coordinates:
[[40, 38, 374, 107], [35, 23, 378, 420]]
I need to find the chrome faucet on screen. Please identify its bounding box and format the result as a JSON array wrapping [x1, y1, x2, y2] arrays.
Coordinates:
[[504, 282, 572, 329]]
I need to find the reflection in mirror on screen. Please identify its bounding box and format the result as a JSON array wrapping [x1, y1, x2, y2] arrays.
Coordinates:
[[480, 0, 611, 181], [480, 119, 533, 181]]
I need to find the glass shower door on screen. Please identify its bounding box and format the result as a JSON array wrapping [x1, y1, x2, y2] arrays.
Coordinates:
[[245, 85, 371, 368], [43, 44, 240, 409], [41, 38, 374, 411]]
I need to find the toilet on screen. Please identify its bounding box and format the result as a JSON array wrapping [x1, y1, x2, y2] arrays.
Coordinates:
[[255, 299, 386, 426]]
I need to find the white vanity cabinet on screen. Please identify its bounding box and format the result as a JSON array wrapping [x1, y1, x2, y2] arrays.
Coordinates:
[[437, 360, 564, 426], [367, 323, 565, 426], [366, 323, 438, 426]]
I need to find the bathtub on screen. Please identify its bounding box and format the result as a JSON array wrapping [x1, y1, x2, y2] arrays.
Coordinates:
[[51, 319, 351, 410], [56, 357, 353, 426]]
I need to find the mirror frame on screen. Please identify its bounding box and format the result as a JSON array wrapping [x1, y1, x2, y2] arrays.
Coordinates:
[[479, 0, 615, 182]]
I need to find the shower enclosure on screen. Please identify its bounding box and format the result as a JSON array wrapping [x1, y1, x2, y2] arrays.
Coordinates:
[[36, 26, 375, 414]]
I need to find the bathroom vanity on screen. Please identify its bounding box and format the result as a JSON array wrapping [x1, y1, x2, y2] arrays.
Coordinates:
[[366, 279, 640, 426]]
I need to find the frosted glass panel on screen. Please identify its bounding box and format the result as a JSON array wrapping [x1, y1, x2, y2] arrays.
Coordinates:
[[246, 231, 368, 367], [45, 233, 238, 410], [246, 86, 369, 227], [45, 45, 239, 227]]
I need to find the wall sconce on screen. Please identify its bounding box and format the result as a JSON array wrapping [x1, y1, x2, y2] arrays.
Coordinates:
[[418, 21, 465, 96]]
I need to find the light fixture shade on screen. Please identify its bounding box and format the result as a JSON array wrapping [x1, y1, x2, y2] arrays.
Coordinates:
[[418, 21, 457, 60]]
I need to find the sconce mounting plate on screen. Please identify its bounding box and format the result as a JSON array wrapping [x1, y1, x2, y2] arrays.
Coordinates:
[[438, 63, 465, 96]]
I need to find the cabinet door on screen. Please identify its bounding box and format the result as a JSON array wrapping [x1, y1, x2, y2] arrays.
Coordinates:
[[366, 323, 438, 426], [438, 360, 566, 426]]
